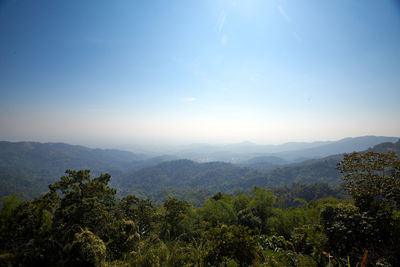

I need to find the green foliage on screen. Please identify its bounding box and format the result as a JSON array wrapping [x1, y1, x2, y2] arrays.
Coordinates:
[[249, 187, 276, 233], [0, 141, 144, 200], [129, 235, 169, 267], [0, 200, 57, 266], [200, 193, 237, 226], [268, 183, 344, 208], [237, 208, 262, 231], [51, 170, 117, 246], [322, 151, 400, 266], [118, 195, 155, 236], [262, 249, 317, 267], [1, 159, 400, 266], [321, 202, 399, 266], [232, 194, 250, 212], [128, 237, 206, 267], [259, 235, 291, 252], [338, 151, 400, 211], [0, 194, 22, 224], [204, 224, 260, 266], [118, 159, 270, 201], [67, 229, 107, 267], [105, 219, 140, 260], [160, 196, 192, 241], [266, 208, 309, 238], [291, 225, 327, 256], [321, 204, 371, 259], [2, 140, 400, 207], [259, 235, 318, 266]]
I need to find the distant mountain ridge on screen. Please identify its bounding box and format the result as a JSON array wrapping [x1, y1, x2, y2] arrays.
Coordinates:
[[0, 136, 398, 202], [174, 136, 399, 163], [115, 139, 400, 201], [238, 156, 288, 172], [0, 141, 147, 199], [235, 139, 400, 189], [273, 136, 400, 161], [0, 141, 146, 170]]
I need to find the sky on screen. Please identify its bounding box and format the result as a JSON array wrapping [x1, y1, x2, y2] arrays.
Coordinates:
[[0, 0, 400, 148]]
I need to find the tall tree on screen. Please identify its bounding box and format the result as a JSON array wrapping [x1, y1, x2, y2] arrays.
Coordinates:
[[249, 187, 276, 233], [337, 151, 400, 211], [322, 152, 400, 265]]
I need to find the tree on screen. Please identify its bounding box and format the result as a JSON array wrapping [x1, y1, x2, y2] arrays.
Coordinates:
[[323, 152, 400, 265], [337, 151, 400, 211], [118, 195, 155, 236], [67, 229, 106, 267], [249, 187, 276, 233], [0, 198, 60, 266], [232, 194, 250, 213], [160, 195, 192, 240], [50, 170, 124, 261], [51, 171, 114, 233], [204, 224, 260, 266], [200, 193, 237, 226]]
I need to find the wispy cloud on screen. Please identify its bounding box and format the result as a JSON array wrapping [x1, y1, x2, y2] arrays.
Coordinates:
[[183, 97, 196, 103], [278, 6, 291, 22], [216, 11, 227, 33]]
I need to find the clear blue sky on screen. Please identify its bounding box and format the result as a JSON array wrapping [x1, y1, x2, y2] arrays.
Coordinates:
[[1, 0, 399, 147]]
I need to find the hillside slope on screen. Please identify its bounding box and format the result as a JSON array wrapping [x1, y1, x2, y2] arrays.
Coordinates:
[[115, 159, 264, 195], [174, 136, 398, 163], [236, 139, 400, 189], [0, 141, 146, 199], [1, 138, 398, 202], [116, 139, 400, 201]]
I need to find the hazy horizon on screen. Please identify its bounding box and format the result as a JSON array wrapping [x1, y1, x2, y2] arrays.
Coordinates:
[[1, 1, 400, 147], [1, 135, 399, 155]]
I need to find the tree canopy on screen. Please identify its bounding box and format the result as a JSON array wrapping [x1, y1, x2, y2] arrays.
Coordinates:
[[1, 151, 400, 266]]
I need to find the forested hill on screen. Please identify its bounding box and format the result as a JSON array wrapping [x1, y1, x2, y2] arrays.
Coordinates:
[[1, 139, 399, 203], [272, 135, 399, 161], [0, 141, 146, 170], [235, 139, 400, 189], [115, 140, 400, 202], [114, 159, 264, 197], [366, 139, 400, 154], [1, 154, 399, 266], [0, 141, 146, 199], [114, 155, 341, 201], [235, 154, 343, 189], [174, 136, 399, 163]]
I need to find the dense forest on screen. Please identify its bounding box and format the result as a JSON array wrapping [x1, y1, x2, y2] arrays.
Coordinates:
[[2, 0, 399, 265], [1, 151, 399, 266], [1, 139, 399, 205]]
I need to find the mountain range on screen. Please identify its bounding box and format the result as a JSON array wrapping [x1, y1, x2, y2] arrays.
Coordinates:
[[0, 136, 398, 203], [114, 139, 400, 203], [173, 136, 399, 163]]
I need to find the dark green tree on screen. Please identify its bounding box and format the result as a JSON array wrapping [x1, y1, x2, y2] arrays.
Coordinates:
[[160, 195, 192, 240], [49, 170, 134, 262], [200, 193, 237, 226], [118, 195, 155, 236], [67, 229, 107, 267], [51, 170, 117, 242], [338, 151, 400, 211], [0, 200, 58, 266], [204, 224, 260, 266], [322, 152, 400, 265], [249, 187, 276, 233]]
